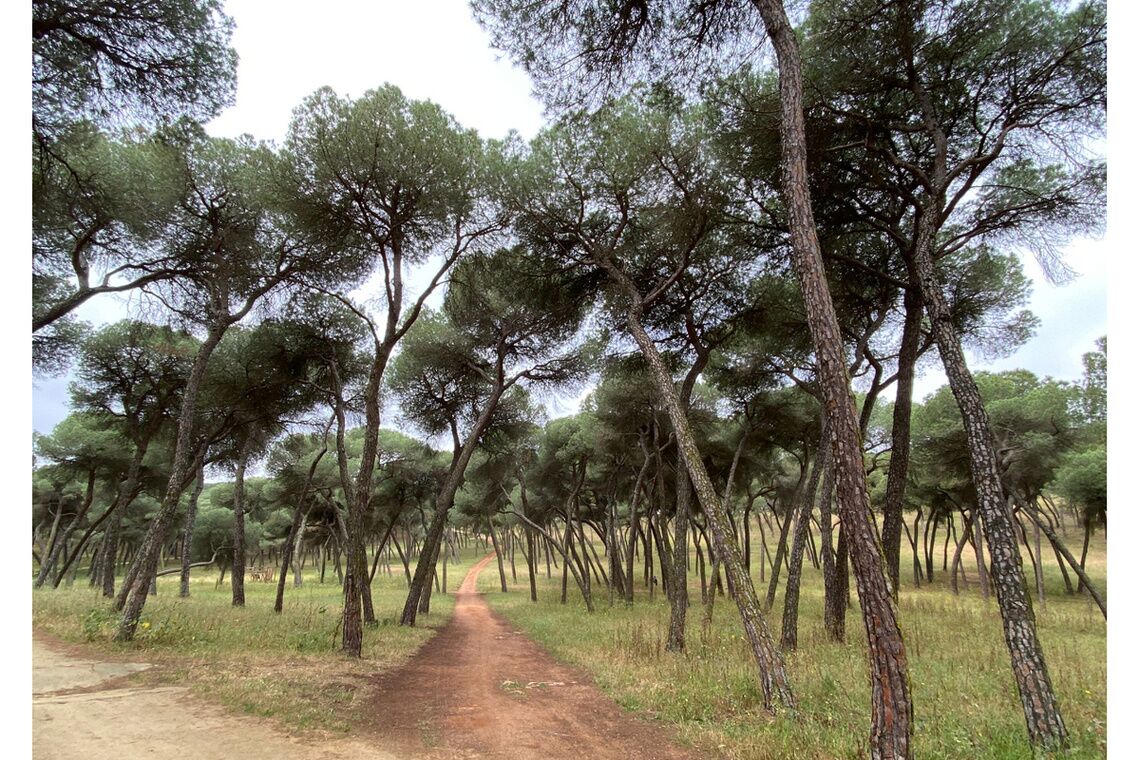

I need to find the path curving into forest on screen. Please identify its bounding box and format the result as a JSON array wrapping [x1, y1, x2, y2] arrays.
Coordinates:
[[367, 553, 705, 759]]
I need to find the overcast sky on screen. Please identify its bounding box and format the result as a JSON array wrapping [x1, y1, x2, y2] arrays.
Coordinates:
[[30, 0, 1109, 435]]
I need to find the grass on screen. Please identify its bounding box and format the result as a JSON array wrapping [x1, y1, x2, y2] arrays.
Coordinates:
[[480, 523, 1106, 759], [32, 545, 480, 734]]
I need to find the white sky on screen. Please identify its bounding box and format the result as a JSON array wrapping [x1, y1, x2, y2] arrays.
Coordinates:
[[205, 0, 545, 145]]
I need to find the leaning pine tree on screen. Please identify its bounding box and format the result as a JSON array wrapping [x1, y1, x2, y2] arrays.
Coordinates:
[[474, 0, 912, 753]]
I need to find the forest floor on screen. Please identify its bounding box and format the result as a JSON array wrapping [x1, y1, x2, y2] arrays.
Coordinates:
[[32, 632, 402, 760], [366, 552, 705, 759], [32, 554, 705, 759]]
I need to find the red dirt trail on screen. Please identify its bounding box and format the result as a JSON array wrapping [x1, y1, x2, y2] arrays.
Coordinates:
[[368, 554, 708, 760]]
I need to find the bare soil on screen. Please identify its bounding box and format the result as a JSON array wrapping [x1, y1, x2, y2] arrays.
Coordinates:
[[367, 554, 707, 759], [32, 633, 402, 760]]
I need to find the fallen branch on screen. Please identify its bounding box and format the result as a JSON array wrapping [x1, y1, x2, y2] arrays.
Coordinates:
[[155, 548, 223, 578]]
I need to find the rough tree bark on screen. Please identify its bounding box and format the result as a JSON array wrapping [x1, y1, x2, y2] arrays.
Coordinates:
[[912, 189, 1067, 749], [747, 1, 913, 753], [888, 8, 1069, 739]]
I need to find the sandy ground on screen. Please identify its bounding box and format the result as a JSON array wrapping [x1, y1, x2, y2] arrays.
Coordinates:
[[32, 637, 403, 760], [368, 554, 707, 759]]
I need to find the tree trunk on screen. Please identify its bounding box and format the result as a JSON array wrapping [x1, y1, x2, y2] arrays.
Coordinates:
[[527, 526, 538, 602], [1050, 532, 1074, 595], [666, 464, 692, 651], [744, 501, 753, 574], [1078, 517, 1092, 593], [619, 303, 793, 712], [924, 511, 937, 583], [442, 534, 449, 594], [695, 527, 709, 604], [560, 518, 571, 604], [371, 519, 399, 583], [781, 433, 827, 651], [37, 467, 97, 588], [912, 197, 1067, 748], [179, 465, 206, 597], [1022, 505, 1105, 619], [117, 323, 227, 639], [231, 437, 252, 607], [276, 457, 325, 610], [645, 510, 655, 599], [87, 541, 101, 585], [294, 514, 309, 587], [393, 531, 411, 586], [513, 510, 594, 611], [400, 381, 507, 626], [337, 351, 379, 656], [748, 0, 912, 751], [39, 498, 65, 574], [817, 457, 841, 640], [826, 523, 848, 642], [508, 528, 517, 583], [758, 511, 768, 583], [665, 353, 707, 650], [880, 284, 922, 596], [1033, 514, 1046, 605], [516, 472, 540, 603], [490, 520, 509, 592], [968, 513, 988, 601], [57, 499, 124, 590], [765, 501, 796, 611], [100, 445, 149, 597], [950, 512, 973, 596], [904, 511, 922, 588], [607, 498, 620, 607]]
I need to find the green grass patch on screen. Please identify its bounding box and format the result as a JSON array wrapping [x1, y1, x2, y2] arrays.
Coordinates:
[[482, 527, 1106, 759]]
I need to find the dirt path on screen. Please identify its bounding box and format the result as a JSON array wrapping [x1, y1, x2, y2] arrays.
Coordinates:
[[32, 636, 403, 760], [368, 554, 706, 759]]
